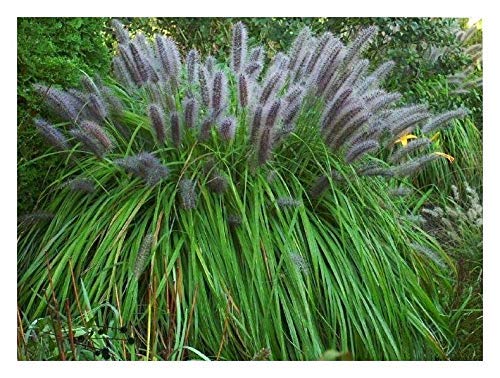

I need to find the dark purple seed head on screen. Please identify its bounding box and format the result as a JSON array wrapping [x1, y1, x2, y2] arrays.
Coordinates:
[[129, 42, 151, 84], [79, 120, 114, 151], [170, 111, 181, 148], [81, 75, 101, 95], [245, 62, 263, 78], [199, 117, 213, 142], [88, 93, 108, 121], [249, 105, 263, 146], [70, 129, 106, 158], [111, 19, 130, 44], [238, 74, 249, 108], [211, 71, 227, 115], [34, 118, 69, 151], [183, 97, 198, 129], [218, 117, 236, 141], [198, 66, 211, 107], [205, 55, 216, 78], [148, 103, 166, 143], [344, 140, 379, 164], [264, 99, 282, 128], [231, 22, 248, 74], [259, 70, 284, 105], [34, 84, 79, 123], [186, 49, 199, 84], [64, 178, 95, 193], [257, 127, 273, 166], [115, 152, 169, 186]]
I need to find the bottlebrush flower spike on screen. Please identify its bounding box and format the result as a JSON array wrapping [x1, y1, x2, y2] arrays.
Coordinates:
[[112, 56, 134, 87], [179, 179, 197, 210], [18, 211, 54, 226], [70, 129, 106, 158], [284, 84, 304, 105], [134, 233, 153, 279], [277, 197, 302, 208], [328, 109, 372, 149], [63, 178, 96, 193], [282, 100, 301, 127], [183, 97, 198, 129], [155, 35, 181, 87], [245, 62, 263, 78], [231, 22, 248, 74], [88, 93, 108, 121], [34, 84, 79, 123], [148, 103, 166, 143], [238, 74, 249, 108], [356, 60, 395, 94], [306, 32, 334, 74], [389, 138, 431, 164], [228, 214, 243, 227], [290, 252, 310, 274], [79, 120, 114, 151], [259, 70, 284, 105], [246, 46, 265, 79], [34, 118, 69, 151], [249, 105, 263, 146], [186, 49, 199, 85], [320, 87, 353, 132], [170, 111, 181, 147], [115, 152, 169, 186], [288, 27, 312, 73], [129, 42, 151, 84], [389, 187, 413, 197], [111, 19, 130, 45], [204, 160, 229, 194], [81, 75, 101, 95], [343, 26, 378, 67], [199, 116, 213, 142], [198, 66, 211, 107], [392, 153, 439, 177], [257, 126, 273, 166], [357, 163, 394, 178], [311, 39, 344, 93], [364, 91, 402, 113], [205, 55, 216, 78], [102, 87, 124, 116], [421, 108, 469, 134], [211, 71, 228, 119], [218, 117, 236, 141], [118, 44, 142, 85], [323, 98, 364, 140], [344, 140, 379, 163], [264, 99, 282, 129], [390, 112, 431, 141], [269, 53, 290, 73], [292, 50, 312, 83], [208, 174, 228, 194], [248, 46, 265, 64], [337, 59, 370, 92]]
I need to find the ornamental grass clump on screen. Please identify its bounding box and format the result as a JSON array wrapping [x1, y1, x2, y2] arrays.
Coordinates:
[[18, 20, 470, 361]]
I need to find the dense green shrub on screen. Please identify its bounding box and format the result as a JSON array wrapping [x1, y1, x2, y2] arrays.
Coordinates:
[[18, 18, 112, 213]]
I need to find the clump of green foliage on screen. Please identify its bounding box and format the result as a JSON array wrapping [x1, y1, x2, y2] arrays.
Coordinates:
[[18, 18, 480, 361], [18, 18, 112, 213]]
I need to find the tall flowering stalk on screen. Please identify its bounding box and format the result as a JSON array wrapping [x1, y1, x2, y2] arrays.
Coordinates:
[[32, 19, 468, 199]]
